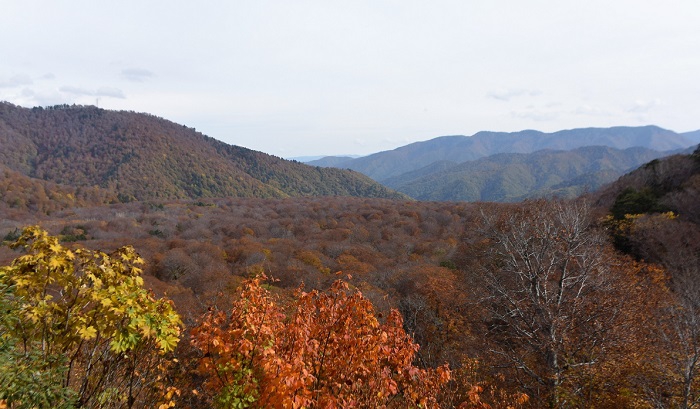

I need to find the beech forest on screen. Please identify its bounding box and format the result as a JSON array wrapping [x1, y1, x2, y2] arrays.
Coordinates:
[[2, 144, 699, 409]]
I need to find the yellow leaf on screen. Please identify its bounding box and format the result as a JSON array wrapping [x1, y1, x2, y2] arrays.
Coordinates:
[[48, 257, 64, 269], [78, 326, 98, 340]]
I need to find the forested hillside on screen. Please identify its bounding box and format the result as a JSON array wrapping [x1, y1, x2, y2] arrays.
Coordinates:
[[594, 145, 700, 222], [0, 102, 406, 202], [591, 146, 699, 288], [386, 145, 673, 201]]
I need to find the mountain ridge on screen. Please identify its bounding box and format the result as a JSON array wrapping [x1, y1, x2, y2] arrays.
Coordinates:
[[389, 145, 676, 202], [314, 126, 697, 182], [0, 102, 407, 202]]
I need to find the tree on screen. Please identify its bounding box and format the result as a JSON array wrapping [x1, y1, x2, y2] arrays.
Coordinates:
[[0, 226, 181, 408], [610, 187, 666, 220], [469, 200, 650, 407], [0, 279, 78, 408], [190, 275, 450, 408], [647, 271, 700, 409], [617, 213, 700, 408]]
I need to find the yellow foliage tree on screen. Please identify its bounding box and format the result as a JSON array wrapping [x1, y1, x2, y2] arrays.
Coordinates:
[[0, 226, 181, 408]]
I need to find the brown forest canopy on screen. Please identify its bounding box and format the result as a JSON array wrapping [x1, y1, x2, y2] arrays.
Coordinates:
[[2, 192, 698, 407], [0, 102, 406, 202]]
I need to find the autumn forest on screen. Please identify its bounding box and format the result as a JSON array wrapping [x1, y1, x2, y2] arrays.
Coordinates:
[[1, 103, 700, 408]]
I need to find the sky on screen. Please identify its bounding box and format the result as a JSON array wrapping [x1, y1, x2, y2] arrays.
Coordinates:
[[2, 1, 700, 158]]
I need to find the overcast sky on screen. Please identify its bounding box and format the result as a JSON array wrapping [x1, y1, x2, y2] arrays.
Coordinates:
[[2, 1, 699, 157]]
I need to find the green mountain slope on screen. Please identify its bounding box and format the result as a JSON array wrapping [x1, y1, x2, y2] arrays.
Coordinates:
[[332, 126, 696, 181], [392, 146, 671, 202], [0, 102, 406, 201], [594, 145, 700, 224]]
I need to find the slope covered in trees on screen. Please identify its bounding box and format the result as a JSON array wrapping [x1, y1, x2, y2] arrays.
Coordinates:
[[0, 102, 405, 201], [385, 145, 671, 201], [594, 145, 700, 223], [0, 164, 117, 216], [590, 147, 700, 408]]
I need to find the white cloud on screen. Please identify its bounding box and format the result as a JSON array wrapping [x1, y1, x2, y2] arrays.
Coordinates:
[[121, 68, 154, 82], [511, 107, 560, 122], [573, 104, 613, 117], [59, 85, 125, 99], [96, 87, 126, 98], [0, 74, 33, 88], [487, 88, 541, 102], [628, 99, 663, 113], [58, 86, 93, 96]]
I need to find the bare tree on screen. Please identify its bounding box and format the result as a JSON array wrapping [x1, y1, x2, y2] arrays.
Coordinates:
[[631, 215, 700, 409], [667, 272, 700, 409], [471, 199, 631, 407]]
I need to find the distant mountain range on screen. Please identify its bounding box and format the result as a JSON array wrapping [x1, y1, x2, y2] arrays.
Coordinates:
[[302, 156, 360, 167], [0, 102, 406, 203], [309, 126, 699, 201], [289, 155, 362, 164], [309, 126, 697, 179], [385, 146, 676, 202]]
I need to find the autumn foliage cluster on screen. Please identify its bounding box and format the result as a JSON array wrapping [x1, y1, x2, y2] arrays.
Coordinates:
[[191, 276, 449, 408], [1, 228, 454, 408], [0, 227, 181, 408]]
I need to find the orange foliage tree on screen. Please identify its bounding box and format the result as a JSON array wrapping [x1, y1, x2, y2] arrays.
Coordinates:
[[190, 275, 450, 408]]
